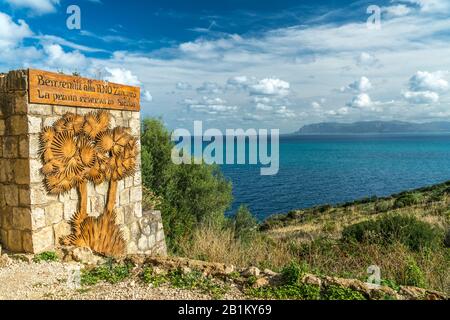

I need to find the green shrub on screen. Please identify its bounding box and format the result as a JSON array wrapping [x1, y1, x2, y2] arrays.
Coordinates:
[[247, 284, 321, 300], [33, 252, 58, 263], [404, 259, 427, 288], [81, 263, 133, 286], [342, 214, 443, 251], [231, 205, 258, 242], [145, 268, 229, 299], [322, 285, 366, 300], [141, 118, 233, 252], [393, 193, 423, 208], [281, 261, 309, 285], [444, 228, 450, 248]]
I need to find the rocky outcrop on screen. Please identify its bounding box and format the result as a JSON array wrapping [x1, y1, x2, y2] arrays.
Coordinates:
[[127, 255, 447, 300]]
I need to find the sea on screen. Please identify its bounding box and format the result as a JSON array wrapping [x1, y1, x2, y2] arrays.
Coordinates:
[[218, 134, 450, 220]]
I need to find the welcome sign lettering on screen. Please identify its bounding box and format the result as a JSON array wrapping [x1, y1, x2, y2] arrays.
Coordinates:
[[28, 69, 140, 111]]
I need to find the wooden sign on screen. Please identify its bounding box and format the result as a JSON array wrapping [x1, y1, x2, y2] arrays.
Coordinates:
[[28, 69, 140, 111]]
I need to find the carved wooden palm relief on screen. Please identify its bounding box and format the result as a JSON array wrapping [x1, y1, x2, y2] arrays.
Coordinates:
[[39, 110, 138, 258]]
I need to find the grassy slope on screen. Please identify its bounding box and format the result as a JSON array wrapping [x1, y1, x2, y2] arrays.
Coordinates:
[[261, 181, 450, 241], [181, 181, 450, 294]]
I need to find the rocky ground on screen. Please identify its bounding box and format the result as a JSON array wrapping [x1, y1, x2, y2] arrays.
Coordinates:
[[0, 249, 446, 301], [0, 254, 245, 300]]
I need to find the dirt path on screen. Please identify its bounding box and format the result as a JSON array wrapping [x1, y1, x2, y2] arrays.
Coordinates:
[[0, 257, 246, 300]]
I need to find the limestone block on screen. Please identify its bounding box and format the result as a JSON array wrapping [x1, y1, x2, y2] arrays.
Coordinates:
[[115, 207, 124, 225], [8, 229, 23, 252], [22, 231, 33, 253], [89, 196, 104, 217], [0, 210, 12, 230], [3, 136, 18, 158], [0, 119, 5, 135], [14, 159, 30, 184], [125, 176, 134, 188], [28, 104, 52, 116], [138, 236, 148, 251], [31, 207, 46, 230], [63, 200, 78, 221], [18, 135, 29, 158], [29, 159, 44, 183], [148, 234, 156, 248], [12, 207, 32, 230], [53, 106, 74, 115], [29, 134, 40, 159], [95, 182, 108, 196], [43, 116, 59, 127], [32, 226, 54, 253], [45, 202, 63, 225], [14, 95, 27, 114], [121, 225, 130, 242], [127, 241, 138, 254], [53, 221, 71, 244], [130, 186, 142, 203], [134, 201, 142, 218], [27, 116, 42, 134], [120, 189, 130, 206], [19, 187, 31, 206], [4, 185, 18, 206], [10, 115, 28, 135], [134, 171, 142, 185]]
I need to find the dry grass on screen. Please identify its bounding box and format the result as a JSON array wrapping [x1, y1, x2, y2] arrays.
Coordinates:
[[178, 183, 450, 294], [179, 224, 449, 293], [178, 224, 294, 270]]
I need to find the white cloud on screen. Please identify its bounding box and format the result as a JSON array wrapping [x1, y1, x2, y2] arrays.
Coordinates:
[[408, 71, 448, 92], [255, 103, 274, 111], [143, 90, 153, 102], [342, 76, 372, 92], [326, 107, 350, 116], [186, 96, 237, 114], [274, 106, 296, 118], [347, 93, 373, 108], [393, 0, 450, 13], [355, 52, 379, 67], [311, 101, 322, 110], [43, 44, 87, 69], [104, 67, 141, 86], [176, 82, 192, 90], [382, 5, 412, 17], [0, 12, 32, 49], [227, 75, 250, 89], [5, 0, 60, 14], [403, 90, 440, 104], [250, 78, 290, 96], [196, 82, 222, 94]]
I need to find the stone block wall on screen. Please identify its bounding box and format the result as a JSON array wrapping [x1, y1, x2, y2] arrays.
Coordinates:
[[0, 69, 166, 256]]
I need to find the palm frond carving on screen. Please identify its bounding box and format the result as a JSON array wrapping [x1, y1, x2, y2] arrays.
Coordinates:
[[39, 110, 138, 258]]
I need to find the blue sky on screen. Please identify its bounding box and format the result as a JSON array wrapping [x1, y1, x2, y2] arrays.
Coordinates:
[[1, 0, 450, 132]]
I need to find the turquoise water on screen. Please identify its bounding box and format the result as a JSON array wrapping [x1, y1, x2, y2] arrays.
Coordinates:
[[220, 134, 450, 220]]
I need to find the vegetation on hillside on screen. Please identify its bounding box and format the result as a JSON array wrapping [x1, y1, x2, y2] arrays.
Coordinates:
[[140, 118, 450, 295]]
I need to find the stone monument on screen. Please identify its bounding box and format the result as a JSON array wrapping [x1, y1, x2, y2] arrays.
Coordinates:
[[0, 69, 166, 257]]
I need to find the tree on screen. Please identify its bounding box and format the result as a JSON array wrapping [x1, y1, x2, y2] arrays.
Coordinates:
[[140, 118, 233, 250], [232, 205, 258, 242]]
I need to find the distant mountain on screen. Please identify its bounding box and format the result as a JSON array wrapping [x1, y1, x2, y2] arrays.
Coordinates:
[[294, 121, 450, 135]]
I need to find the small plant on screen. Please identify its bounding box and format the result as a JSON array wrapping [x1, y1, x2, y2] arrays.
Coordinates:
[[141, 267, 167, 287], [81, 262, 133, 286], [342, 214, 444, 251], [322, 285, 366, 300], [281, 261, 308, 285], [381, 279, 401, 292], [33, 251, 59, 263], [393, 193, 423, 209], [404, 259, 427, 288], [247, 275, 258, 286], [247, 284, 321, 300], [141, 267, 229, 299]]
